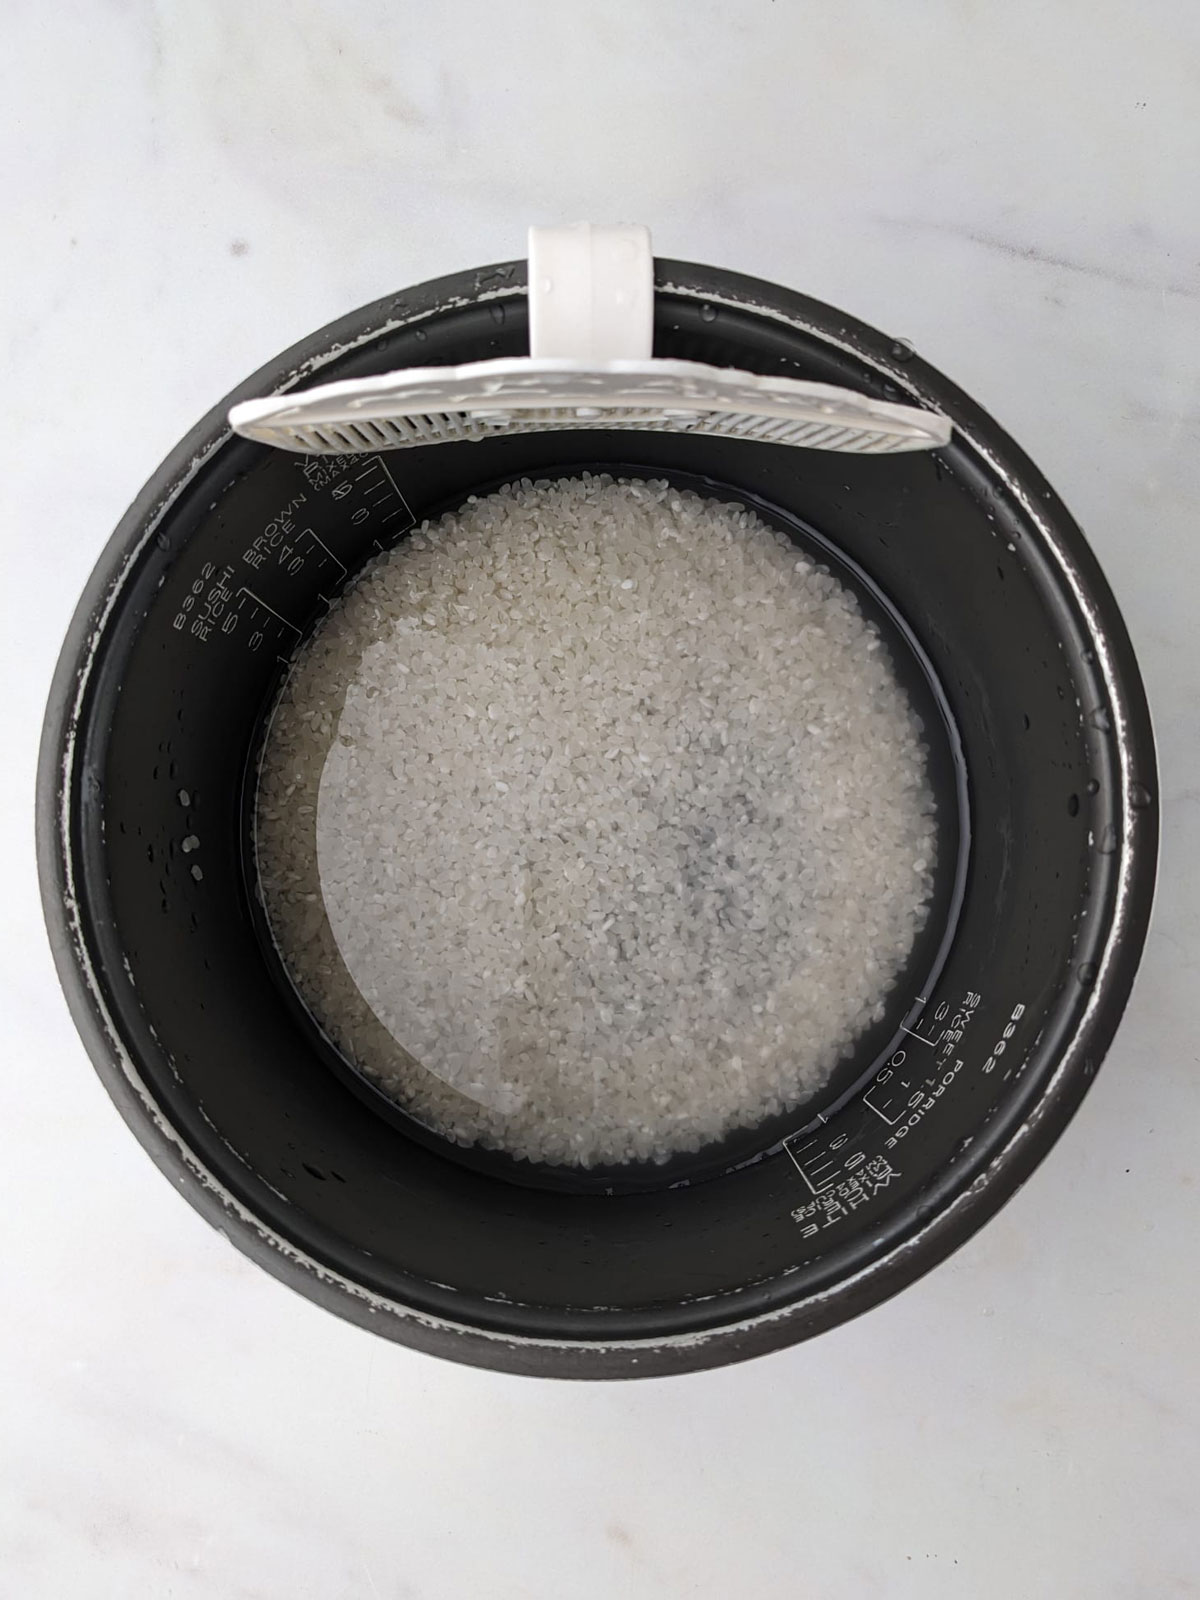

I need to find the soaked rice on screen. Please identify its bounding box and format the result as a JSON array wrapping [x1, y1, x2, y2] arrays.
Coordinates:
[[256, 475, 936, 1168]]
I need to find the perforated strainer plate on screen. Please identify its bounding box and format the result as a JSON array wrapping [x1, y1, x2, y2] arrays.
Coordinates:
[[228, 355, 953, 457]]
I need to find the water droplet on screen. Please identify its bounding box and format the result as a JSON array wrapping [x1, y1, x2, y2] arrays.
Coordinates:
[[190, 863, 204, 882], [1082, 647, 1096, 664], [413, 327, 427, 342], [1089, 706, 1111, 733], [489, 302, 505, 326], [1067, 793, 1079, 817], [155, 532, 171, 552], [699, 303, 717, 323], [1078, 961, 1098, 986], [889, 338, 915, 362], [1098, 822, 1119, 854], [177, 789, 191, 807], [1129, 781, 1153, 810], [1086, 778, 1100, 795]]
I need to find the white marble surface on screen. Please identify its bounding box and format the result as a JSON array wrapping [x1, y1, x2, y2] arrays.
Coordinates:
[[3, 4, 1199, 1595]]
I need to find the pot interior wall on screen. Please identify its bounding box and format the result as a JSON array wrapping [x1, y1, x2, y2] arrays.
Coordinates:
[[74, 291, 1121, 1341]]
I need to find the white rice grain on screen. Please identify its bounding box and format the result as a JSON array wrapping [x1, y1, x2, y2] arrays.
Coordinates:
[[256, 476, 936, 1168]]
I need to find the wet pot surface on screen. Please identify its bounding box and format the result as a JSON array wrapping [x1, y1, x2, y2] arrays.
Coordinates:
[[38, 259, 1157, 1376]]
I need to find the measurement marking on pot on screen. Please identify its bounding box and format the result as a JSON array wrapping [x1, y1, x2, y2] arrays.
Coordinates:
[[305, 529, 347, 574], [781, 987, 997, 1224], [863, 1070, 912, 1125], [355, 456, 414, 527], [298, 451, 413, 532], [784, 1135, 843, 1193], [860, 989, 986, 1127], [236, 588, 301, 634], [881, 1056, 969, 1148], [899, 1017, 942, 1046], [234, 588, 303, 656], [789, 1156, 902, 1237]]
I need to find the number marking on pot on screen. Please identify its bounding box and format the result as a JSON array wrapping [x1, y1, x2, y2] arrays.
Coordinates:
[[784, 1135, 845, 1193], [353, 455, 415, 532], [172, 454, 416, 653], [234, 587, 301, 659], [788, 1152, 903, 1238], [783, 987, 1027, 1233]]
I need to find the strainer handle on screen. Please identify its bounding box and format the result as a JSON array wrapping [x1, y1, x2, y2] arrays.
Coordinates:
[[527, 223, 654, 362]]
